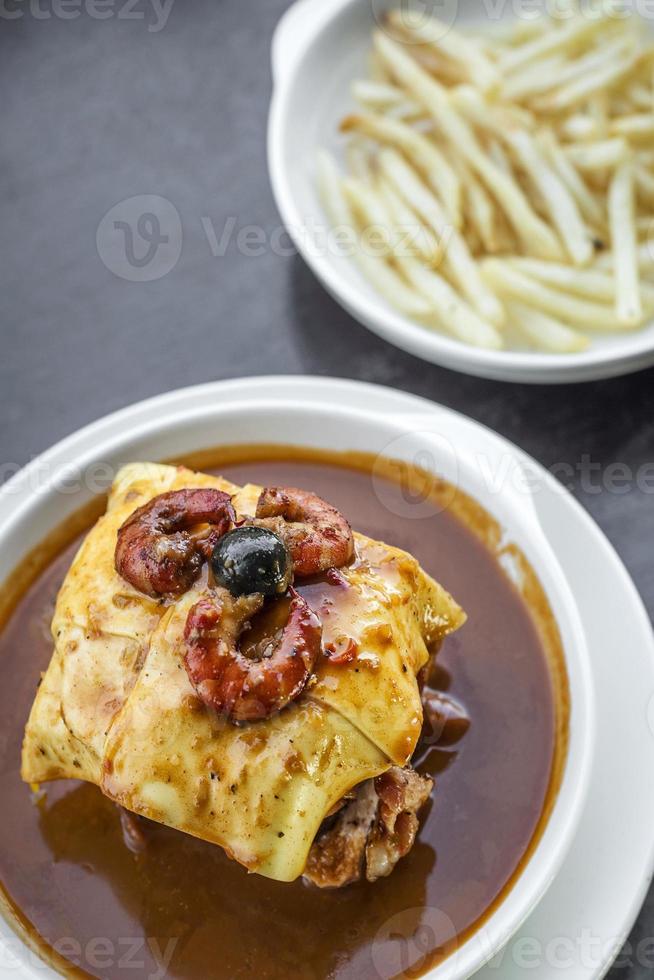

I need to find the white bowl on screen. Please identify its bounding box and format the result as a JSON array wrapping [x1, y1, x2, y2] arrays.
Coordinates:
[[267, 0, 654, 384], [0, 377, 593, 980]]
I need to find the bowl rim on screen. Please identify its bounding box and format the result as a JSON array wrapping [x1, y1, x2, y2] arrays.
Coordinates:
[[0, 376, 594, 980], [267, 0, 654, 384]]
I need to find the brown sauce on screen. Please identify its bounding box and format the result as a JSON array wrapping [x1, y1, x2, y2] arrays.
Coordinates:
[[0, 447, 568, 980]]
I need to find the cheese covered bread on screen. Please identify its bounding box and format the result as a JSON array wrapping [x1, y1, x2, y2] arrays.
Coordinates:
[[22, 462, 465, 883]]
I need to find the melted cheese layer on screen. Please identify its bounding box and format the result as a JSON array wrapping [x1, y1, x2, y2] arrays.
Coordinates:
[[22, 462, 465, 881]]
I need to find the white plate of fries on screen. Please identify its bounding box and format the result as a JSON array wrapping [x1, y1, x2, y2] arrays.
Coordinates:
[[268, 0, 654, 382]]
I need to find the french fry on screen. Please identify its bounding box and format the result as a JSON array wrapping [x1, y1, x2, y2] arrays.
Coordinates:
[[387, 10, 501, 93], [538, 130, 606, 229], [351, 79, 406, 110], [316, 151, 433, 317], [454, 154, 500, 253], [595, 241, 654, 273], [635, 164, 654, 203], [534, 50, 639, 113], [494, 16, 551, 47], [590, 92, 610, 139], [482, 259, 641, 330], [379, 148, 505, 325], [450, 85, 536, 135], [342, 175, 395, 253], [344, 170, 443, 268], [636, 147, 654, 170], [350, 254, 434, 317], [507, 257, 654, 305], [377, 178, 444, 266], [499, 15, 610, 75], [386, 100, 428, 122], [627, 84, 654, 111], [636, 216, 654, 237], [557, 114, 602, 142], [340, 112, 462, 225], [503, 128, 593, 265], [316, 151, 356, 236], [376, 147, 452, 238], [564, 139, 629, 171], [506, 300, 589, 353], [610, 113, 654, 139], [501, 56, 565, 101], [374, 32, 563, 259], [345, 139, 372, 180], [395, 255, 504, 349], [351, 80, 425, 121], [503, 38, 631, 102], [488, 138, 512, 174], [368, 49, 392, 84], [608, 158, 642, 324]]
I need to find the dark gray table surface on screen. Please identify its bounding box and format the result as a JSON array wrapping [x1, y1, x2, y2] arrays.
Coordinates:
[[0, 0, 652, 976]]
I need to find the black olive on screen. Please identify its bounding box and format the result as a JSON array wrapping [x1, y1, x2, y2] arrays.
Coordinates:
[[211, 526, 292, 598]]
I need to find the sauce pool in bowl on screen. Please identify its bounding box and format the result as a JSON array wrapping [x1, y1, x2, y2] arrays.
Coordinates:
[[0, 447, 568, 979]]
